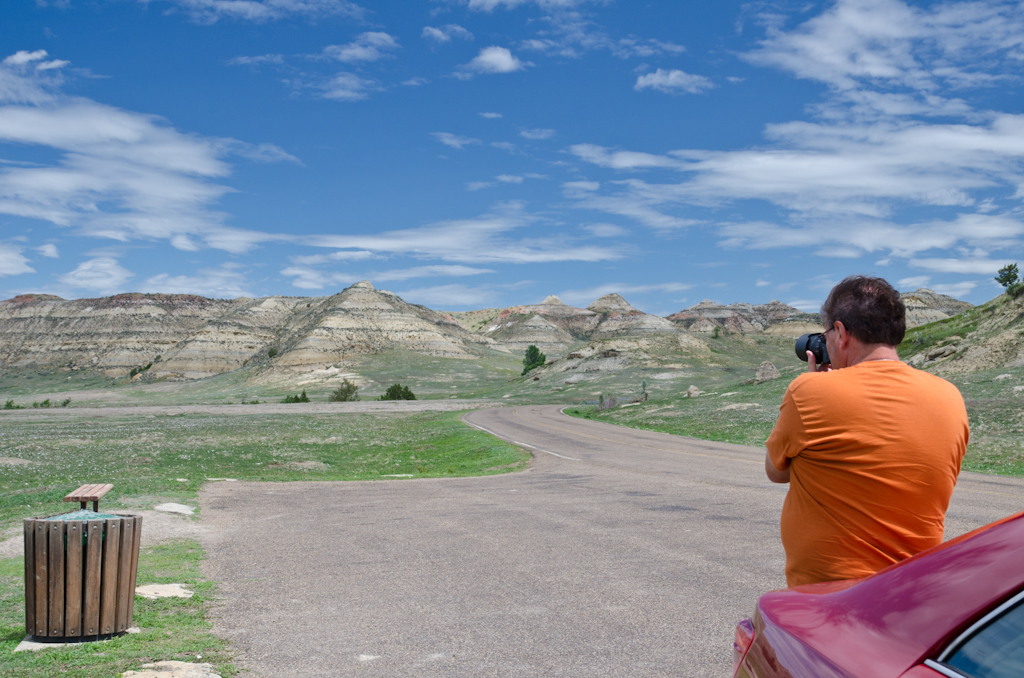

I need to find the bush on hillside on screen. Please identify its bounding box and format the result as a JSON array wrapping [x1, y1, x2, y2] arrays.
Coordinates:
[[329, 379, 359, 402], [380, 383, 416, 400], [282, 390, 310, 403]]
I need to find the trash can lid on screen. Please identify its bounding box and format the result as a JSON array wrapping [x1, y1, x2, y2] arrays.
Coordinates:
[[47, 509, 121, 521]]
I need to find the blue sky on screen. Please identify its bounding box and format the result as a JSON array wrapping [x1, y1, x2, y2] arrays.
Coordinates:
[[1, 0, 1023, 315]]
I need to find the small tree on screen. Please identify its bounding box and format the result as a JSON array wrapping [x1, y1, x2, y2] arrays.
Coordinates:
[[522, 344, 546, 375], [329, 379, 359, 402], [380, 383, 416, 400], [267, 347, 279, 358], [283, 390, 310, 403], [996, 263, 1019, 288]]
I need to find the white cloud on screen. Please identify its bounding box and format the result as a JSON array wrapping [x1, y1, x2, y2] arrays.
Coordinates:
[[279, 266, 355, 290], [303, 206, 624, 264], [0, 55, 294, 254], [58, 257, 133, 294], [898, 275, 930, 289], [227, 54, 285, 66], [557, 282, 693, 307], [140, 0, 366, 24], [143, 263, 251, 298], [401, 77, 429, 86], [323, 32, 400, 63], [930, 281, 978, 298], [466, 181, 493, 191], [372, 265, 493, 282], [491, 141, 517, 153], [755, 279, 771, 287], [582, 223, 627, 237], [463, 0, 597, 10], [456, 47, 530, 78], [634, 69, 714, 95], [480, 112, 503, 119], [432, 132, 481, 149], [393, 283, 497, 308], [496, 174, 523, 183], [321, 72, 377, 100], [289, 249, 377, 266], [909, 257, 1014, 274], [0, 244, 34, 276], [570, 144, 679, 169], [520, 128, 554, 140], [422, 24, 474, 43], [4, 51, 49, 66], [35, 243, 58, 258]]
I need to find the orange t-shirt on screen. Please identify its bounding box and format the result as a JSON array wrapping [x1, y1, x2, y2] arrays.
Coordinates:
[[766, 360, 969, 587]]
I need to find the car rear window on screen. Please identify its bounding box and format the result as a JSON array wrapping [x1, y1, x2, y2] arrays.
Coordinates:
[[945, 599, 1024, 677]]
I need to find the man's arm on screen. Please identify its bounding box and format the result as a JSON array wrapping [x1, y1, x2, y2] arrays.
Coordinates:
[[765, 450, 791, 484]]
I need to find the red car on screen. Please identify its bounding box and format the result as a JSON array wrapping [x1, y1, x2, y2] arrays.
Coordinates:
[[733, 511, 1024, 678]]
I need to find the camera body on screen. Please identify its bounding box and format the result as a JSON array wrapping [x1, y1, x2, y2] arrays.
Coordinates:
[[795, 333, 830, 365]]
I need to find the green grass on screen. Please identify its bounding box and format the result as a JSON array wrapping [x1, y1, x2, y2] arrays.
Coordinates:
[[0, 410, 530, 527], [567, 364, 1024, 477], [0, 540, 232, 678]]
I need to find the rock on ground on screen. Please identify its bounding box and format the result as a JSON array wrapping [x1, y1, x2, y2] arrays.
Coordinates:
[[121, 661, 220, 678], [754, 361, 781, 383]]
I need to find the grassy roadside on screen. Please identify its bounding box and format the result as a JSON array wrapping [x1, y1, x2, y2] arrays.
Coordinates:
[[0, 410, 529, 677], [0, 409, 530, 526], [565, 365, 1024, 477], [0, 540, 232, 678]]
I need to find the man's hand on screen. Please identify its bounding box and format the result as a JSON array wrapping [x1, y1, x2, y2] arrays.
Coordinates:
[[765, 451, 791, 484], [806, 350, 831, 373]]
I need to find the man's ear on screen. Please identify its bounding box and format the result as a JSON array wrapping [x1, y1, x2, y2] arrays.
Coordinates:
[[835, 321, 850, 346]]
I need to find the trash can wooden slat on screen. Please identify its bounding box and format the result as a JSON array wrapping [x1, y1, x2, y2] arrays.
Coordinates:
[[23, 513, 141, 640]]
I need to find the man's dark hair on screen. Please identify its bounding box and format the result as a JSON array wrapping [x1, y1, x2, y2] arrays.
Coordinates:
[[821, 276, 906, 346]]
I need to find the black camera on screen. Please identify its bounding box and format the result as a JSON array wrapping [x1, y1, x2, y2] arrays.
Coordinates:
[[795, 333, 830, 365]]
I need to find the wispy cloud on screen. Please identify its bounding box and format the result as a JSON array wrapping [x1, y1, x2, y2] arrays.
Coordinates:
[[143, 263, 252, 298], [323, 32, 400, 63], [0, 52, 295, 254], [226, 54, 285, 67], [393, 283, 500, 308], [520, 128, 554, 140], [58, 257, 133, 294], [422, 24, 474, 43], [0, 244, 34, 277], [302, 206, 625, 264], [634, 68, 714, 95], [320, 72, 378, 100], [432, 132, 481, 149], [35, 243, 58, 258], [139, 0, 366, 24], [479, 112, 503, 119]]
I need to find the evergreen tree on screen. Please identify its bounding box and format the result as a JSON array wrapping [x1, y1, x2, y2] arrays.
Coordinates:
[[522, 344, 546, 375]]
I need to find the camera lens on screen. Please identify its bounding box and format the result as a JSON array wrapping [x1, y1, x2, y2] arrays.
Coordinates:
[[795, 333, 830, 365]]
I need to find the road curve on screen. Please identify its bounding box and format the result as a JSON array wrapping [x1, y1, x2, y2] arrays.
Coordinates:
[[199, 405, 1024, 678]]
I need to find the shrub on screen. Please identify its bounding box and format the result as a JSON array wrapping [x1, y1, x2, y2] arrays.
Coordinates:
[[268, 347, 279, 358], [3, 399, 19, 410], [380, 383, 416, 400], [329, 379, 359, 402], [60, 398, 72, 407], [522, 344, 546, 375], [282, 390, 310, 403]]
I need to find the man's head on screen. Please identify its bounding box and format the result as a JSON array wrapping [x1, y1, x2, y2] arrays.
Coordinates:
[[821, 276, 906, 347]]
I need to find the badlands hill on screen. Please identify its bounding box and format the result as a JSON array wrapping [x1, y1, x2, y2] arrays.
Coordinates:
[[900, 290, 1024, 374], [665, 288, 971, 335], [0, 282, 492, 380]]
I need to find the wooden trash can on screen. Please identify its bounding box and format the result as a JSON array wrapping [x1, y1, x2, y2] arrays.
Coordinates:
[[23, 484, 142, 640]]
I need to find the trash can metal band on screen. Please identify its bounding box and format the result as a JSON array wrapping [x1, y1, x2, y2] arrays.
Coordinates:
[[23, 514, 142, 639]]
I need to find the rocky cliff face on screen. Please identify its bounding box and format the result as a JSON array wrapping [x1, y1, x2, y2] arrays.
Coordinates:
[[667, 300, 817, 336], [447, 293, 680, 355], [901, 288, 974, 327], [0, 282, 495, 380]]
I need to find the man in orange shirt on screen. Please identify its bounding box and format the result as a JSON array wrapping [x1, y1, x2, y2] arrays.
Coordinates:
[[765, 276, 969, 587]]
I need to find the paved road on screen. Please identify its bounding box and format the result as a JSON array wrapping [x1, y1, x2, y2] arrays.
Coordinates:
[[199, 405, 1024, 678]]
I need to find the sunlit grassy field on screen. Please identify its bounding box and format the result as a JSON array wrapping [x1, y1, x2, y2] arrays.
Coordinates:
[[566, 364, 1024, 477], [0, 409, 529, 526]]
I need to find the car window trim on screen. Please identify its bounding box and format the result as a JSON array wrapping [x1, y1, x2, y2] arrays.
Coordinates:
[[936, 587, 1024, 663], [923, 659, 966, 677]]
